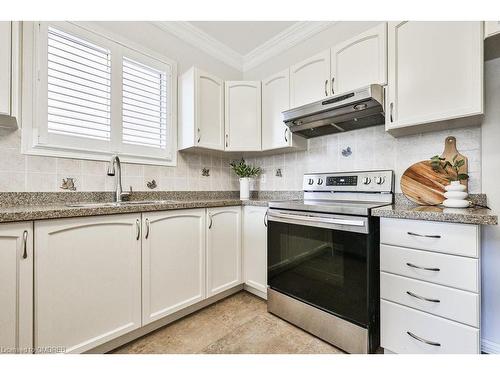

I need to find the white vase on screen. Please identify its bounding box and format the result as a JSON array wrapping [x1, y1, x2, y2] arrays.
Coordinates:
[[239, 177, 251, 200], [442, 181, 469, 208]]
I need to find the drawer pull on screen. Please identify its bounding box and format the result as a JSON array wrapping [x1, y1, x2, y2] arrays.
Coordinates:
[[406, 262, 440, 272], [407, 231, 441, 239], [407, 331, 441, 347], [406, 291, 441, 303]]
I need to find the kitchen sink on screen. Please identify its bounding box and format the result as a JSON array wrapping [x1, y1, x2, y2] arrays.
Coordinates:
[[65, 200, 177, 208]]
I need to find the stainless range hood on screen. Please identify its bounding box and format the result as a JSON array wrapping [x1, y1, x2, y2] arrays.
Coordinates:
[[283, 84, 385, 138]]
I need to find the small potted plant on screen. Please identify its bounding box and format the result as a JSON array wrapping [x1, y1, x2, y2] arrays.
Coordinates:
[[229, 159, 262, 200], [430, 154, 469, 207]]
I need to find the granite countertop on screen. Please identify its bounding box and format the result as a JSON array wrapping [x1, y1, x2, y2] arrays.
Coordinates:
[[0, 198, 270, 223], [372, 202, 498, 225]]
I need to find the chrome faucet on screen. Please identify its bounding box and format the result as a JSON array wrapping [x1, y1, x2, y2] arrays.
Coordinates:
[[107, 155, 131, 202]]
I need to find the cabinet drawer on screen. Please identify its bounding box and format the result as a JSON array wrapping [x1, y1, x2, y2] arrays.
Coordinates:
[[380, 244, 479, 292], [381, 300, 479, 354], [381, 272, 479, 327], [380, 218, 479, 257]]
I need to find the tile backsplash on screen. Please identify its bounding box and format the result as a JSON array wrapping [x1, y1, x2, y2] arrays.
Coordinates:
[[0, 125, 481, 193], [0, 127, 238, 192], [246, 125, 482, 193]]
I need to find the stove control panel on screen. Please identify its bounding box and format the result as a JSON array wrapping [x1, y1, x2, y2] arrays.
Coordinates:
[[303, 170, 394, 193]]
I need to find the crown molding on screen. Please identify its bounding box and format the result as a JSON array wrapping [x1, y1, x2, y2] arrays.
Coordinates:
[[152, 21, 244, 71], [243, 21, 337, 71], [152, 21, 337, 72]]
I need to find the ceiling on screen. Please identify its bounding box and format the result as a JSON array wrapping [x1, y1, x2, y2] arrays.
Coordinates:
[[189, 21, 298, 55], [154, 21, 336, 72]]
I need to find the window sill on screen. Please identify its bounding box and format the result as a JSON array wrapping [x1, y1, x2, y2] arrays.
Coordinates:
[[22, 143, 177, 167]]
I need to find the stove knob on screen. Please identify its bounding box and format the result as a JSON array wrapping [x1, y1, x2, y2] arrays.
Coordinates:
[[308, 178, 314, 185], [362, 177, 371, 185], [375, 176, 385, 185], [317, 178, 323, 185]]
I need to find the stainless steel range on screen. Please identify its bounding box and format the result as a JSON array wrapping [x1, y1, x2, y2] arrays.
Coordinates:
[[267, 170, 394, 354]]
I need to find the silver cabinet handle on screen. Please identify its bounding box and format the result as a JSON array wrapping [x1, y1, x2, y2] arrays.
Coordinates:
[[284, 128, 288, 143], [264, 210, 268, 227], [407, 331, 441, 347], [136, 219, 140, 240], [331, 77, 335, 95], [145, 218, 150, 239], [406, 291, 440, 303], [197, 128, 201, 143], [225, 134, 228, 148], [324, 79, 328, 96], [407, 231, 441, 239], [22, 230, 28, 259], [208, 213, 213, 229], [406, 262, 440, 272], [389, 102, 394, 122]]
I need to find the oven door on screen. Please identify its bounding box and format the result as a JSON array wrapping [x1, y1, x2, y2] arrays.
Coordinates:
[[267, 209, 377, 328]]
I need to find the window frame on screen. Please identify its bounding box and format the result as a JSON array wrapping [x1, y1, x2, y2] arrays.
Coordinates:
[[21, 21, 177, 166]]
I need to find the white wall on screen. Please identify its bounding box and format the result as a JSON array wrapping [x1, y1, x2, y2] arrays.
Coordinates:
[[481, 57, 500, 353], [243, 21, 380, 80]]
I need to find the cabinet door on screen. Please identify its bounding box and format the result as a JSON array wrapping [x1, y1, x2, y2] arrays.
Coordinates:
[[386, 22, 483, 133], [0, 21, 11, 116], [243, 207, 267, 296], [34, 214, 141, 354], [290, 49, 330, 107], [331, 23, 387, 94], [0, 222, 33, 354], [197, 69, 225, 150], [225, 81, 261, 151], [262, 68, 290, 150], [206, 206, 242, 297], [485, 21, 500, 38], [142, 209, 206, 325]]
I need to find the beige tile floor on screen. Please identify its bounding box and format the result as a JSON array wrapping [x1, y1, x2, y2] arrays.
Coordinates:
[[112, 291, 344, 354]]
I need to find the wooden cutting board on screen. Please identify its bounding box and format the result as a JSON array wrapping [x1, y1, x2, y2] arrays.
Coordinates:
[[401, 136, 468, 206]]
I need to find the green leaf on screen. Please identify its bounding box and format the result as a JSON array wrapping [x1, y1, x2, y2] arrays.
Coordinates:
[[452, 154, 458, 162], [457, 173, 469, 180], [455, 159, 465, 168]]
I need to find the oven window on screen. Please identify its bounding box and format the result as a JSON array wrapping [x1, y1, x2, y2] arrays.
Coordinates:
[[268, 220, 369, 326]]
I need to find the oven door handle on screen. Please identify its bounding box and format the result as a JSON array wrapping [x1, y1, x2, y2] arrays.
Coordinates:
[[267, 211, 365, 227]]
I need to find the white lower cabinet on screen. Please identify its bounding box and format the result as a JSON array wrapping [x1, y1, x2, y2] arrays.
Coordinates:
[[380, 218, 481, 354], [142, 209, 206, 325], [242, 206, 267, 297], [0, 222, 33, 353], [34, 214, 142, 354], [206, 206, 242, 297], [381, 300, 479, 354]]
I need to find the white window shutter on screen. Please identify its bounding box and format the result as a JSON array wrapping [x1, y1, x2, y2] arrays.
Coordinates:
[[47, 27, 112, 141], [122, 57, 168, 149]]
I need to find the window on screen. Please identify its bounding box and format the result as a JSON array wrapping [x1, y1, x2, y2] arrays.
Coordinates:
[[22, 22, 177, 166]]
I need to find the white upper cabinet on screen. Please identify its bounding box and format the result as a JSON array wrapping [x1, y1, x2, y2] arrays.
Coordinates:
[[206, 206, 242, 297], [261, 69, 307, 151], [225, 81, 261, 151], [386, 21, 483, 136], [331, 23, 387, 94], [178, 67, 225, 151], [290, 49, 331, 107], [485, 21, 500, 38], [142, 209, 206, 325], [34, 214, 142, 353], [243, 206, 267, 298], [0, 21, 11, 117], [0, 222, 33, 354], [0, 21, 20, 129]]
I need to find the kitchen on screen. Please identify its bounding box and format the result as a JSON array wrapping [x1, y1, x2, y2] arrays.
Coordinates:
[[1, 1, 500, 373]]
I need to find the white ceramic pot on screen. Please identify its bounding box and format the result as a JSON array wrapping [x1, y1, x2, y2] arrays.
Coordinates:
[[239, 177, 251, 200], [442, 181, 469, 208]]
